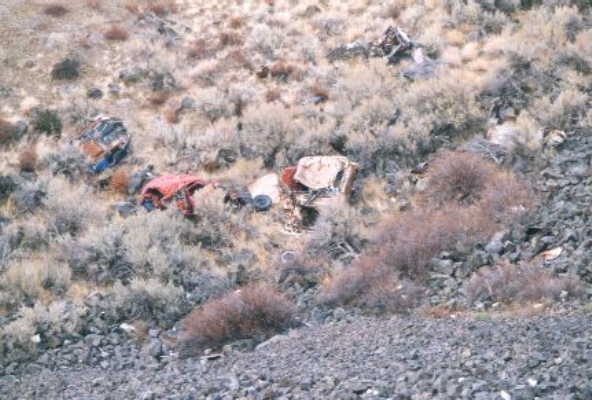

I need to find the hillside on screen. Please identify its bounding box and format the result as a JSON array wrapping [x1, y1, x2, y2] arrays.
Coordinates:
[[1, 0, 592, 399]]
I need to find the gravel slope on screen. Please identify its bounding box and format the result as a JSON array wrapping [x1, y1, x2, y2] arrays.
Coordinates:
[[2, 311, 591, 400]]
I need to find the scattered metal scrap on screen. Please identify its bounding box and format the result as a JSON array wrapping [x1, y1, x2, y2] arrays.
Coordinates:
[[327, 25, 440, 80]]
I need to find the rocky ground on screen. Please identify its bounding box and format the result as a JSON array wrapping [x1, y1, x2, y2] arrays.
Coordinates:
[[2, 309, 591, 400]]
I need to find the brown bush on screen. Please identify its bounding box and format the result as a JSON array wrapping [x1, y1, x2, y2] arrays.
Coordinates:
[[219, 31, 243, 47], [423, 150, 533, 220], [125, 2, 140, 13], [44, 4, 69, 17], [110, 169, 129, 194], [147, 91, 169, 107], [321, 259, 424, 313], [86, 0, 102, 10], [265, 89, 281, 103], [178, 284, 297, 356], [104, 25, 129, 41], [424, 151, 492, 206], [148, 1, 178, 17], [270, 61, 295, 81], [227, 49, 253, 71], [466, 262, 583, 304], [164, 108, 179, 124], [229, 16, 244, 29], [187, 39, 211, 60], [18, 149, 37, 173]]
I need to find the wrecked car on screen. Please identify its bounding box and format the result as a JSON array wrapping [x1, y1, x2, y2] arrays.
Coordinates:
[[282, 155, 358, 207], [78, 116, 130, 174], [139, 175, 210, 216], [247, 156, 359, 229]]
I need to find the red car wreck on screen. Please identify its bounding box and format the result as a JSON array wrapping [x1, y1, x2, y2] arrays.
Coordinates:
[[139, 175, 210, 216]]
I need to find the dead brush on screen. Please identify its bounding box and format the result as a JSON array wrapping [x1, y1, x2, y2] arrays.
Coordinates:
[[147, 0, 178, 17], [18, 148, 38, 173], [219, 31, 243, 48], [265, 89, 281, 103], [423, 151, 492, 206], [321, 259, 424, 313], [423, 150, 533, 216], [178, 284, 297, 357], [466, 262, 584, 305], [270, 61, 295, 82], [104, 25, 129, 41], [109, 169, 129, 194], [187, 39, 211, 60], [227, 49, 253, 71], [43, 4, 69, 17], [86, 0, 102, 10], [147, 91, 169, 107]]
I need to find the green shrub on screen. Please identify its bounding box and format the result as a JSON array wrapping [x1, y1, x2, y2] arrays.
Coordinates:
[[51, 58, 81, 80], [33, 109, 62, 136]]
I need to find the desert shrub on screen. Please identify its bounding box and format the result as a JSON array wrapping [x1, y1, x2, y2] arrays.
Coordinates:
[[148, 0, 178, 16], [423, 150, 533, 214], [377, 206, 496, 279], [59, 225, 133, 284], [51, 58, 81, 81], [104, 25, 129, 41], [178, 284, 297, 356], [466, 262, 583, 304], [0, 175, 17, 203], [423, 151, 497, 206], [32, 109, 62, 136], [18, 148, 38, 173], [43, 4, 69, 17], [0, 259, 71, 309], [0, 119, 18, 145], [321, 261, 424, 314], [239, 103, 292, 165], [0, 301, 84, 363], [109, 278, 186, 328], [307, 208, 365, 263], [187, 39, 213, 60], [43, 178, 103, 236], [42, 145, 88, 179], [12, 180, 45, 214], [531, 89, 588, 131], [219, 31, 243, 47]]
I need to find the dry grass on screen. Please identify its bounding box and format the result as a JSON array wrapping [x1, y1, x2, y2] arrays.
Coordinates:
[[104, 25, 129, 41], [178, 284, 297, 356]]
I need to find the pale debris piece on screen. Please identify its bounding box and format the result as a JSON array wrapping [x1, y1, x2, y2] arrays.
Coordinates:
[[293, 156, 351, 190], [248, 173, 282, 204], [540, 247, 563, 261]]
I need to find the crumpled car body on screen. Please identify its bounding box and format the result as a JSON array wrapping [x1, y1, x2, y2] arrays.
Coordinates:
[[78, 116, 130, 174], [246, 156, 358, 230], [283, 156, 358, 209], [139, 175, 209, 216]]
